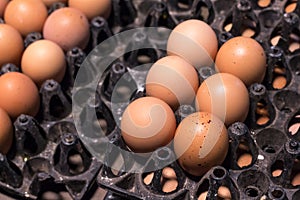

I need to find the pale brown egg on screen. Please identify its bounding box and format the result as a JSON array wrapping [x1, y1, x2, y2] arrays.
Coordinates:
[[42, 0, 67, 7], [0, 72, 40, 119], [218, 186, 232, 199], [0, 24, 24, 67], [121, 97, 176, 153], [167, 19, 218, 68], [68, 0, 111, 20], [4, 0, 48, 36], [162, 179, 178, 193], [195, 73, 249, 126], [43, 7, 90, 51], [0, 0, 8, 18], [0, 107, 13, 154], [162, 167, 177, 179], [146, 56, 199, 110], [173, 112, 228, 176], [215, 36, 266, 86], [21, 39, 66, 86], [143, 172, 154, 185]]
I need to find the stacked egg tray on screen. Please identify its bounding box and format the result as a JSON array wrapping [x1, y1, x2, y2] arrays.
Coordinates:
[[1, 0, 300, 199]]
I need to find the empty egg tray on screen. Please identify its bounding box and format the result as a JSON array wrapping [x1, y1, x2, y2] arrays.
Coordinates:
[[1, 0, 300, 199]]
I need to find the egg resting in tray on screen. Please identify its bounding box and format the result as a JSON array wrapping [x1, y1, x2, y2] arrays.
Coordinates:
[[1, 0, 300, 199]]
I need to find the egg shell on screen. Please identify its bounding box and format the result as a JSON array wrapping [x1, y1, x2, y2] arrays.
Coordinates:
[[0, 0, 8, 18], [146, 55, 199, 110], [21, 39, 66, 86], [42, 0, 67, 7], [4, 0, 48, 36], [68, 0, 112, 20], [0, 107, 13, 154], [43, 7, 90, 51], [121, 97, 176, 153], [195, 73, 249, 126], [174, 112, 228, 176], [0, 24, 24, 67], [215, 36, 266, 86], [0, 72, 40, 119], [167, 19, 218, 68]]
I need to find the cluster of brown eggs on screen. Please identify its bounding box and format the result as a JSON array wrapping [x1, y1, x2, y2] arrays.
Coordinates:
[[0, 0, 111, 154], [121, 19, 267, 177]]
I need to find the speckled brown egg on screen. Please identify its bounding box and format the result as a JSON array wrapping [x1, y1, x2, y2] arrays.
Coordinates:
[[43, 7, 90, 51], [215, 36, 266, 86], [0, 72, 40, 119], [0, 24, 24, 67], [4, 0, 48, 36], [195, 73, 249, 126], [174, 112, 228, 176]]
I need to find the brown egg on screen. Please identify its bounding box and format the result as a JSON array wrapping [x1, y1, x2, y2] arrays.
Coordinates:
[[285, 2, 297, 13], [43, 7, 90, 51], [162, 179, 178, 193], [143, 172, 154, 185], [162, 167, 177, 179], [0, 72, 40, 119], [4, 0, 48, 36], [146, 56, 199, 110], [42, 0, 67, 7], [218, 186, 232, 199], [174, 112, 228, 176], [289, 115, 300, 135], [237, 153, 252, 167], [272, 169, 282, 177], [68, 0, 111, 20], [0, 0, 8, 18], [272, 76, 287, 89], [0, 107, 13, 154], [257, 0, 271, 7], [121, 97, 176, 153], [167, 19, 218, 68], [215, 36, 266, 86], [0, 24, 24, 67], [256, 116, 269, 125], [21, 39, 66, 86], [195, 73, 249, 126], [292, 173, 300, 186]]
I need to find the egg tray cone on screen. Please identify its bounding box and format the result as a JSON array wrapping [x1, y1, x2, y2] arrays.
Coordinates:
[[1, 0, 300, 199]]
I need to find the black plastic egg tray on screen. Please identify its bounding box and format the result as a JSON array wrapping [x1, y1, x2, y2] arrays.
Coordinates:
[[1, 0, 300, 199]]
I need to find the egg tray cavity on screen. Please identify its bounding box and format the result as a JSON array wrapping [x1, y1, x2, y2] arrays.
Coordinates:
[[1, 0, 300, 199]]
